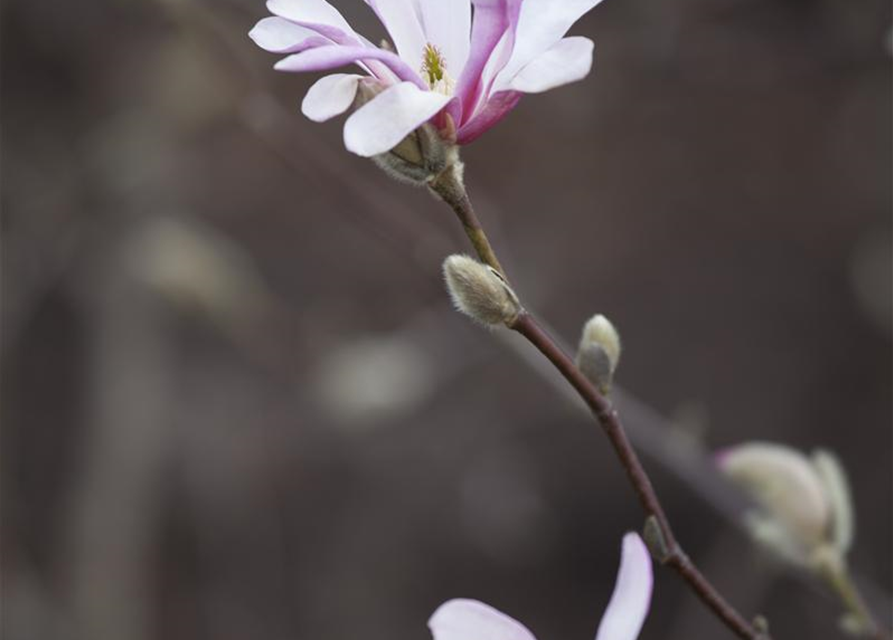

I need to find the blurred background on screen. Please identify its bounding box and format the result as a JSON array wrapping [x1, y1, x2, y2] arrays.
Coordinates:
[[2, 0, 891, 638]]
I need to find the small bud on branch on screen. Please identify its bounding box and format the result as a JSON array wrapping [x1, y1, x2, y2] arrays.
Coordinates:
[[576, 314, 622, 393], [443, 255, 520, 327]]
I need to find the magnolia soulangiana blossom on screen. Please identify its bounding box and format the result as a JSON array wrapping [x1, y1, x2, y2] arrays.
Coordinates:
[[428, 533, 653, 640], [249, 0, 603, 157]]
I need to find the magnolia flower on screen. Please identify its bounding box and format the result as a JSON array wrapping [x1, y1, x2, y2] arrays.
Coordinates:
[[249, 0, 603, 157], [428, 533, 653, 640], [715, 442, 854, 568]]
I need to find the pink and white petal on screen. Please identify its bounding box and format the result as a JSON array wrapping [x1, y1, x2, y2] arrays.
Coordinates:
[[275, 45, 425, 88], [301, 73, 363, 122], [364, 0, 427, 69], [455, 89, 521, 144], [473, 26, 514, 109], [453, 0, 514, 119], [418, 0, 472, 77], [594, 533, 653, 640], [266, 0, 356, 38], [509, 36, 594, 93], [493, 0, 604, 93], [250, 17, 330, 53], [343, 81, 451, 156], [428, 599, 538, 640]]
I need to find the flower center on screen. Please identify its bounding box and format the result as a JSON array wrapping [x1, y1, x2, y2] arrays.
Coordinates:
[[421, 43, 454, 95]]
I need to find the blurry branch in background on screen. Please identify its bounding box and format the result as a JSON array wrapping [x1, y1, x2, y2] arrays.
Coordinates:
[[148, 0, 891, 636], [63, 239, 177, 640]]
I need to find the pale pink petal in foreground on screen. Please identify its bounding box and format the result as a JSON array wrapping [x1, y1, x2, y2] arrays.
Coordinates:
[[595, 533, 654, 640], [250, 0, 606, 154], [428, 533, 653, 640], [302, 73, 363, 122], [494, 0, 604, 90], [343, 82, 453, 157], [428, 599, 538, 640]]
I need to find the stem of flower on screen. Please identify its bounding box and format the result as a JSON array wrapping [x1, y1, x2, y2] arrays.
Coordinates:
[[816, 552, 890, 640], [428, 163, 506, 278], [431, 169, 771, 640]]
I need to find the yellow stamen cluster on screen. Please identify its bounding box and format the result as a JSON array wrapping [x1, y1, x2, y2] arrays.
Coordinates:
[[422, 43, 446, 88]]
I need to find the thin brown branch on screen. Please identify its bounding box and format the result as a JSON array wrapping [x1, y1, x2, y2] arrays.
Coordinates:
[[429, 166, 506, 277], [512, 312, 767, 639]]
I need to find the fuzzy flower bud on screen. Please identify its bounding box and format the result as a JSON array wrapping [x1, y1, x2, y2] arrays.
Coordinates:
[[349, 79, 458, 186], [576, 314, 622, 393], [715, 442, 855, 568], [371, 120, 458, 186], [443, 255, 520, 327]]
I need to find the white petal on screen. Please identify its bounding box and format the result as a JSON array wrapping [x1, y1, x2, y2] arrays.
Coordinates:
[[249, 17, 327, 53], [428, 599, 538, 640], [509, 36, 593, 93], [418, 0, 472, 77], [301, 74, 362, 122], [595, 533, 653, 640], [343, 82, 450, 157], [267, 0, 356, 38], [494, 0, 604, 92], [365, 0, 427, 69]]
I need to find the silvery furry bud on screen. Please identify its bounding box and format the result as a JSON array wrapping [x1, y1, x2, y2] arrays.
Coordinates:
[[443, 255, 520, 327], [716, 442, 855, 568], [354, 79, 458, 186], [576, 314, 621, 393]]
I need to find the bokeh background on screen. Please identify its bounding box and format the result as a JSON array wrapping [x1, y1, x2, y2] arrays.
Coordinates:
[[3, 0, 891, 638]]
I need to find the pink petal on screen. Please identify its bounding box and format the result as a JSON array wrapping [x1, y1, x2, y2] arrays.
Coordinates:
[[428, 599, 538, 640], [455, 89, 521, 144], [509, 36, 594, 93], [301, 73, 363, 122], [453, 0, 516, 120], [249, 17, 330, 54], [493, 0, 604, 93], [594, 533, 653, 640], [364, 0, 427, 69], [418, 0, 472, 77], [274, 45, 426, 88], [342, 82, 452, 157]]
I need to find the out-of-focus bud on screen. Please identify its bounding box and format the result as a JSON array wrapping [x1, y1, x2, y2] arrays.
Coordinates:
[[443, 255, 520, 327], [716, 442, 855, 567], [354, 79, 458, 187], [720, 443, 877, 637], [127, 216, 271, 328], [576, 314, 621, 393]]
